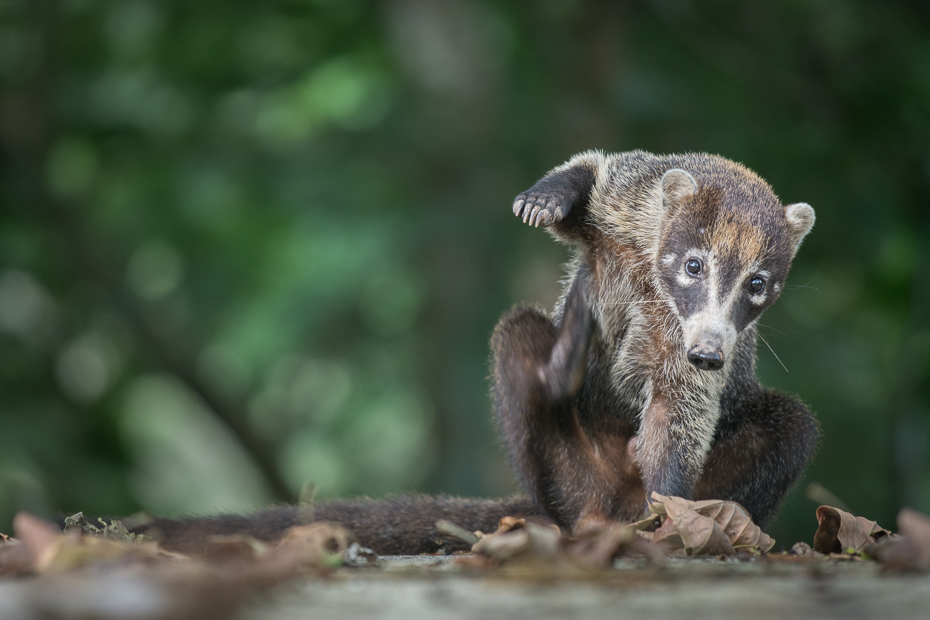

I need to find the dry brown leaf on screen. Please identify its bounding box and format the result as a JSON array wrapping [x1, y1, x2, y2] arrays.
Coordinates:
[[669, 509, 735, 556], [649, 493, 775, 555], [566, 521, 665, 568], [471, 517, 561, 561], [201, 535, 270, 564], [268, 522, 354, 572], [813, 505, 893, 554], [875, 508, 930, 571]]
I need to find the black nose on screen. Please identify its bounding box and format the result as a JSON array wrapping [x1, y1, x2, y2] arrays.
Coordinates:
[[688, 346, 724, 371]]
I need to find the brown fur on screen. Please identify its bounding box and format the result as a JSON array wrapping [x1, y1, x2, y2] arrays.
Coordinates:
[[504, 150, 818, 530]]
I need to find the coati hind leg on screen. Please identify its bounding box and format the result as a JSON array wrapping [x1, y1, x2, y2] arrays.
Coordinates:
[[694, 390, 819, 526], [491, 266, 643, 531]]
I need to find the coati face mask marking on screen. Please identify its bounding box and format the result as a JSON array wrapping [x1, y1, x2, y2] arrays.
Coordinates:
[[655, 168, 815, 372]]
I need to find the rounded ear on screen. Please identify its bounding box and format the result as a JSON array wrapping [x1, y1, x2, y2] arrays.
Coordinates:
[[785, 202, 815, 248], [661, 168, 698, 207]]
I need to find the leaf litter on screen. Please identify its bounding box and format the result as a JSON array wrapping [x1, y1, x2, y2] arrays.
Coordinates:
[[2, 497, 930, 618], [0, 511, 367, 619]]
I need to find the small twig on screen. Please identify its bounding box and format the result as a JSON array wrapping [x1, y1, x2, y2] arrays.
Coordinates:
[[806, 482, 850, 512], [436, 520, 480, 545]]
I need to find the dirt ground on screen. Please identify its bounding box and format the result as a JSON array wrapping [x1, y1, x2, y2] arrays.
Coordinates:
[[234, 556, 928, 620], [0, 553, 927, 619]]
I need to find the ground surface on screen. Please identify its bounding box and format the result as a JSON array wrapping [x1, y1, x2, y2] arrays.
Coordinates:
[[235, 556, 930, 620], [0, 553, 927, 619]]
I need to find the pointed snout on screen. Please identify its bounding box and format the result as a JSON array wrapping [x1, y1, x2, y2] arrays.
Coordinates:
[[687, 342, 725, 371]]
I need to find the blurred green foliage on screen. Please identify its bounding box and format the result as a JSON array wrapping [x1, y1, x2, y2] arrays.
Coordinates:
[[0, 0, 928, 547]]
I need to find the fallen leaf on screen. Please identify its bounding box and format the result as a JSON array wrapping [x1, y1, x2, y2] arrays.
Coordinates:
[[471, 517, 561, 561], [566, 522, 665, 568], [269, 522, 354, 571], [201, 535, 269, 564], [875, 508, 930, 571], [13, 512, 62, 571], [813, 506, 893, 554], [649, 493, 775, 555]]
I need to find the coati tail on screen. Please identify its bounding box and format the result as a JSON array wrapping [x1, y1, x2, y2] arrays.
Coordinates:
[[133, 495, 538, 556]]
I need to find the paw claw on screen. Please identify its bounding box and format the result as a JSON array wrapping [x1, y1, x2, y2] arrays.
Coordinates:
[[529, 205, 541, 226], [512, 191, 568, 228]]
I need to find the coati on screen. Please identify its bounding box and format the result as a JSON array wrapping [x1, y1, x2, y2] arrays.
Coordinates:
[[497, 149, 817, 531], [134, 150, 818, 554]]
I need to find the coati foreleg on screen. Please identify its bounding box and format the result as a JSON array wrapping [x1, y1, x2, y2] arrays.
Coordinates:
[[634, 358, 725, 503], [491, 267, 645, 529], [511, 151, 600, 234], [694, 389, 819, 525]]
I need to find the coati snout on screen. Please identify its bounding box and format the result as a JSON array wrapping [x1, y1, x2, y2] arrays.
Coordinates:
[[687, 340, 724, 371]]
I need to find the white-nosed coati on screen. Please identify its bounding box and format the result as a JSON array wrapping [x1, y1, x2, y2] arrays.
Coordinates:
[[135, 150, 818, 555]]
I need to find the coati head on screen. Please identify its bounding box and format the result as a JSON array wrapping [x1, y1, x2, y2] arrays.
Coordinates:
[[655, 167, 815, 371]]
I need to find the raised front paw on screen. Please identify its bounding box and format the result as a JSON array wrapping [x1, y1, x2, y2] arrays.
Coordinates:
[[512, 190, 571, 228]]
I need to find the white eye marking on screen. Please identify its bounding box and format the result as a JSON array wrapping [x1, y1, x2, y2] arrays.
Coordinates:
[[746, 268, 771, 305], [773, 282, 782, 293], [674, 249, 710, 287], [661, 253, 677, 266], [684, 258, 703, 277]]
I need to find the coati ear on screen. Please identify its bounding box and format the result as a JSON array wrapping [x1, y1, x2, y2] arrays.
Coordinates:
[[785, 202, 815, 249], [661, 169, 698, 208]]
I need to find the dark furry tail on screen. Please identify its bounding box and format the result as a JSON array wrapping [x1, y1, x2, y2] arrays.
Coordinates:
[[133, 495, 539, 556]]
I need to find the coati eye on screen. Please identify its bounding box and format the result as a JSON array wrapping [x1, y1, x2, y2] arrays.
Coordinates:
[[748, 276, 765, 294], [685, 259, 703, 276]]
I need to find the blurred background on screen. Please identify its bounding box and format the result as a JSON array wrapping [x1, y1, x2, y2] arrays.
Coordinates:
[[0, 0, 928, 547]]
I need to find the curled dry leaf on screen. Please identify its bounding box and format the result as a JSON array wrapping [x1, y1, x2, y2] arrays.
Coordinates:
[[567, 522, 666, 568], [875, 508, 930, 571], [648, 493, 775, 555], [813, 505, 894, 555], [471, 517, 561, 561], [269, 522, 354, 571]]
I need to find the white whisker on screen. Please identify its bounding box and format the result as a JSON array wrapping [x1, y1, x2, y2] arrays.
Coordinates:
[[757, 331, 789, 373], [785, 278, 821, 293], [757, 322, 788, 338], [601, 300, 669, 306]]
